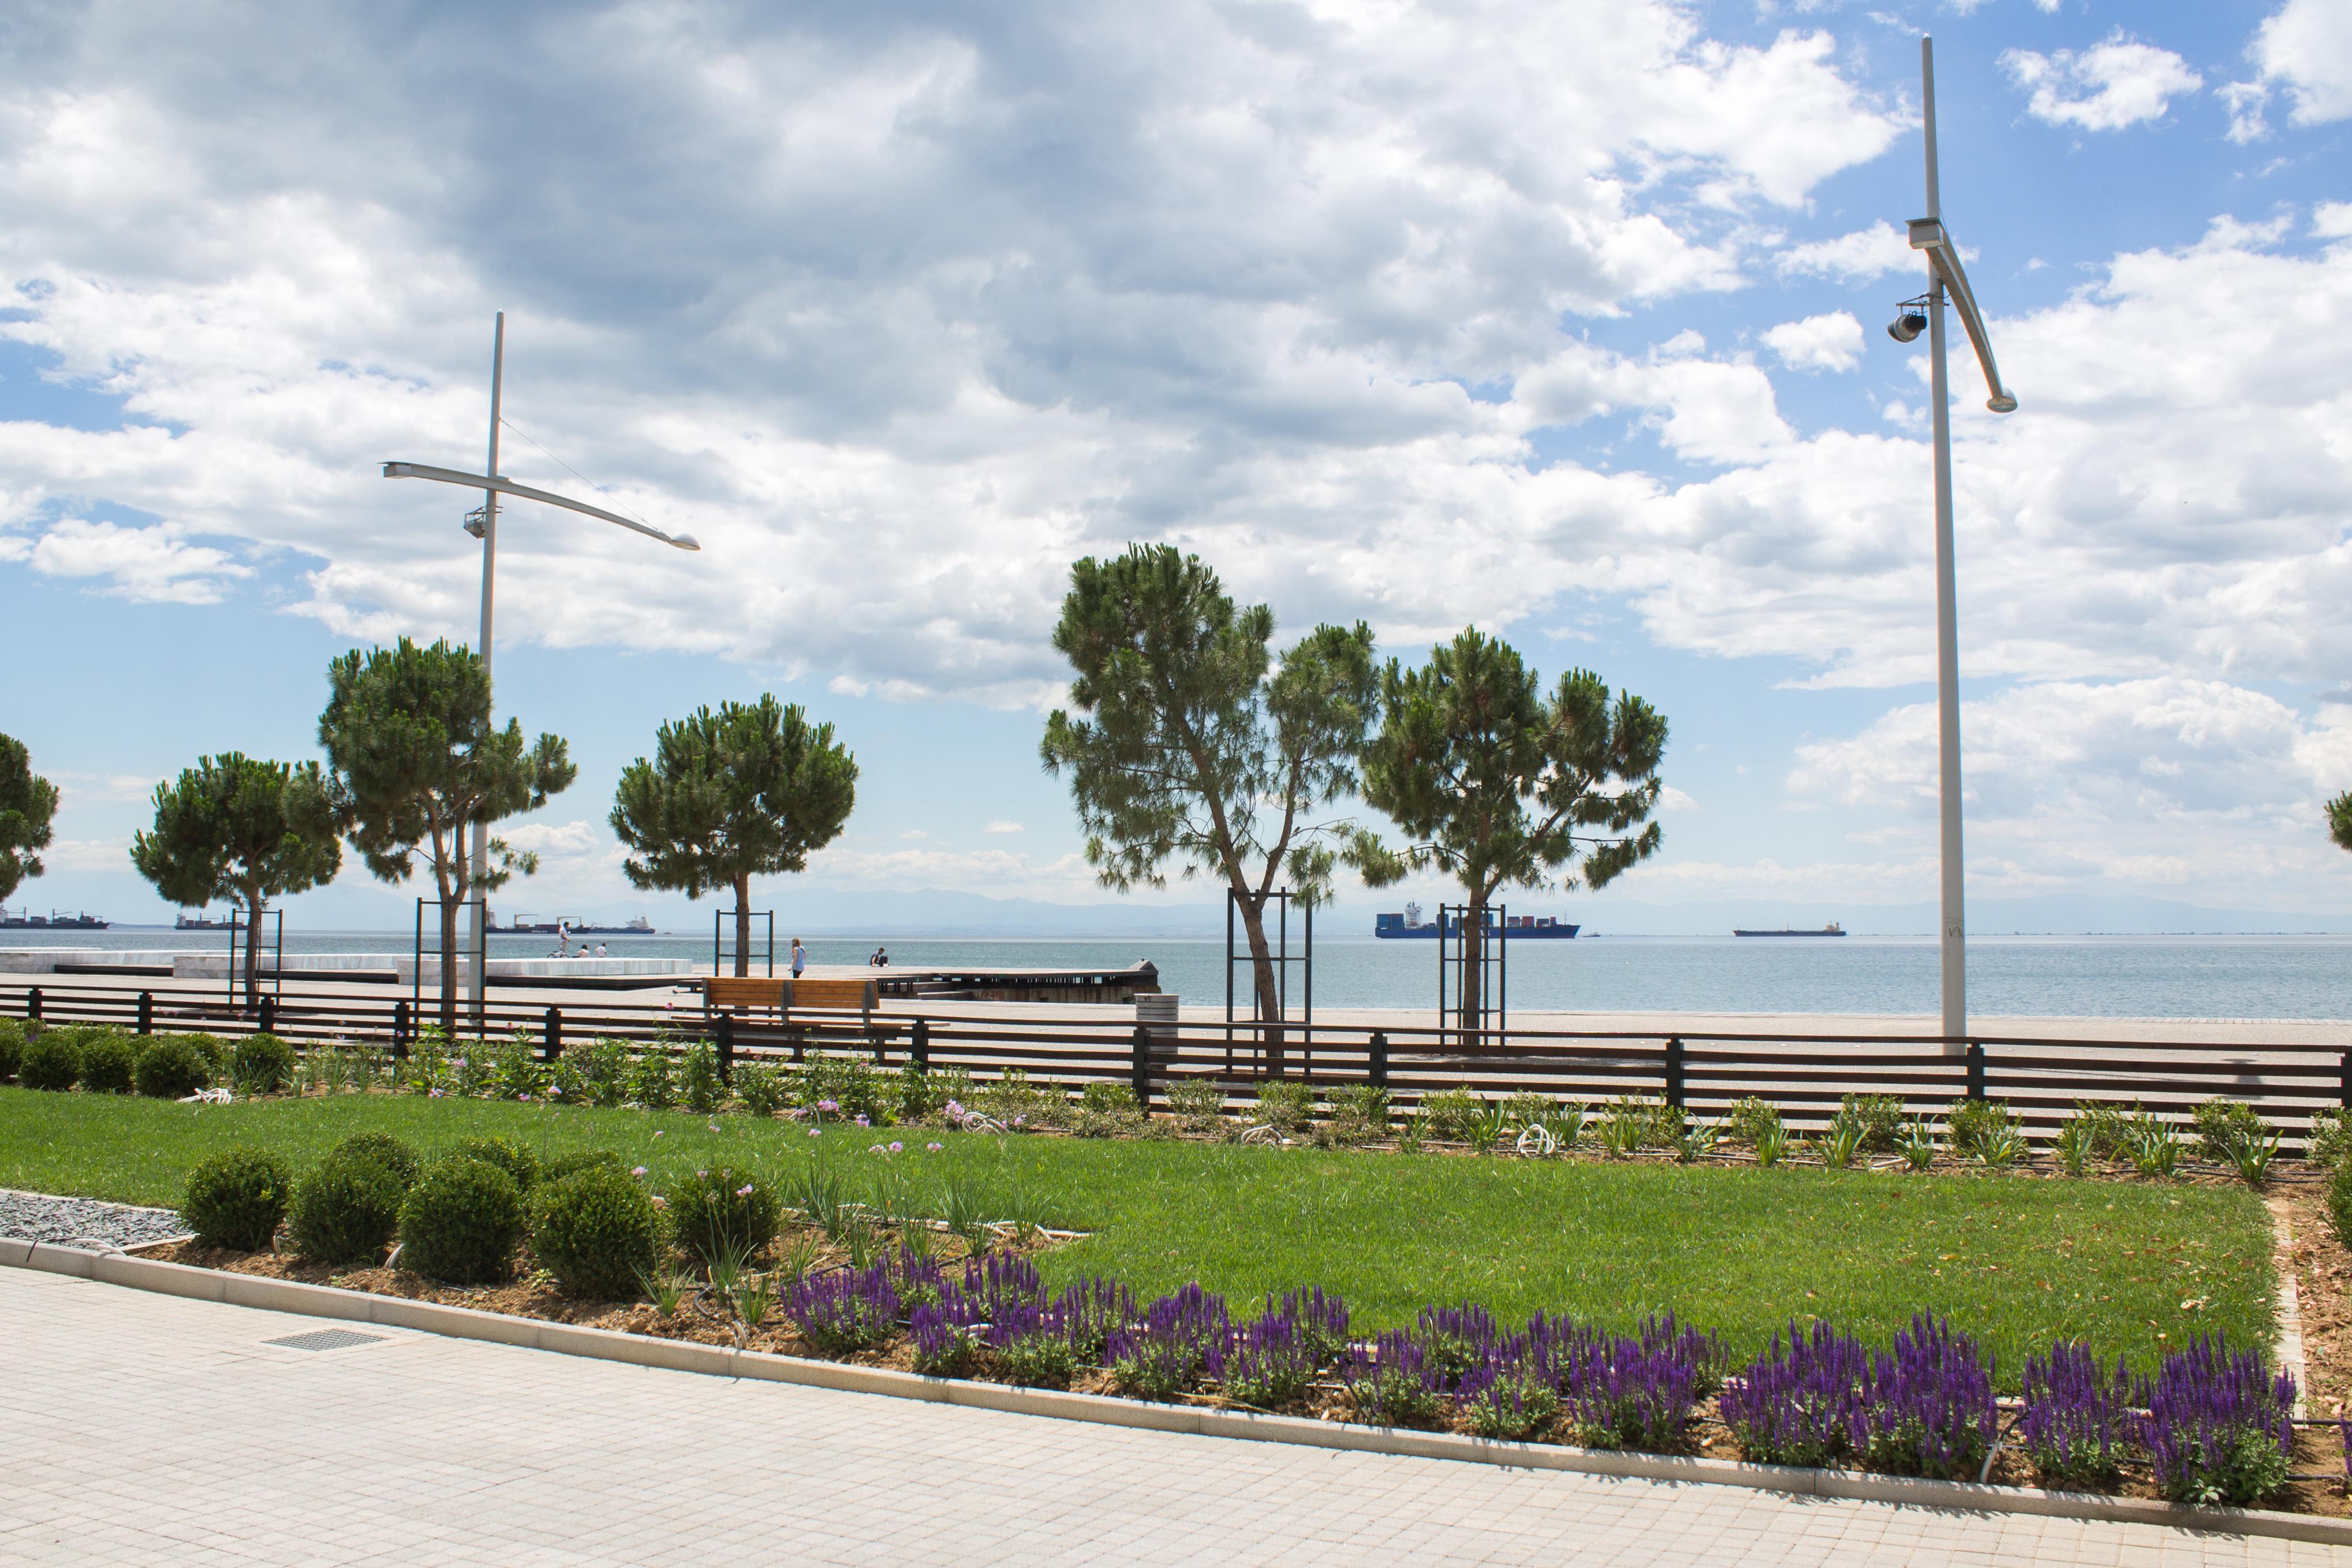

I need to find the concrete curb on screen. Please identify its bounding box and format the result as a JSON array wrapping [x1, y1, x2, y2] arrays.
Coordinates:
[[7, 1238, 2349, 1548]]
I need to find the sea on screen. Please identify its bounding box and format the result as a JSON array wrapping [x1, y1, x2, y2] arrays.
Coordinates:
[[5, 929, 2349, 1020]]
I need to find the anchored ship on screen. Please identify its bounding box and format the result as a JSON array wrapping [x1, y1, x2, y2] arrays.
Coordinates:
[[176, 910, 236, 930], [0, 909, 110, 929], [1375, 901, 1578, 939], [1733, 921, 1846, 937]]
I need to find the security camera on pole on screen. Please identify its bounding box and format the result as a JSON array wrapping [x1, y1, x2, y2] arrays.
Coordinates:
[[380, 313, 701, 1027], [1885, 39, 2019, 1053]]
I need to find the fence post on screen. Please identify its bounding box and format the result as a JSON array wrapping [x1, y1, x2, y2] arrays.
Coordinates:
[[392, 999, 411, 1060], [136, 991, 154, 1037], [1368, 1031, 1389, 1088], [1664, 1036, 1685, 1110], [2340, 1049, 2351, 1110], [1965, 1040, 1986, 1103], [1132, 1026, 1153, 1111], [257, 996, 275, 1036], [912, 1019, 931, 1071], [542, 1006, 562, 1063], [28, 987, 40, 1024]]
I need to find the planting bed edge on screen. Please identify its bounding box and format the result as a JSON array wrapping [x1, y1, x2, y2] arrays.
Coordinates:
[[6, 1237, 2344, 1548]]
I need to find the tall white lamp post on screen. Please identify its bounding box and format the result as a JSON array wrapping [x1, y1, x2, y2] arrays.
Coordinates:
[[1886, 38, 2019, 1048], [383, 312, 700, 1025]]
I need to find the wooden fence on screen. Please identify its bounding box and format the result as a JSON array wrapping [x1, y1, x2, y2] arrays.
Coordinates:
[[6, 980, 2345, 1147]]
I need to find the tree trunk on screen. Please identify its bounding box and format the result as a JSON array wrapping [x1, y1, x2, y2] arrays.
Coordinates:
[[436, 837, 461, 1034], [1234, 894, 1281, 1022], [241, 890, 265, 1014], [1458, 897, 1485, 1046], [733, 873, 752, 978]]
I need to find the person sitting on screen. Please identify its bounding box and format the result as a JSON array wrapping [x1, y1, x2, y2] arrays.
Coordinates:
[[593, 942, 608, 958]]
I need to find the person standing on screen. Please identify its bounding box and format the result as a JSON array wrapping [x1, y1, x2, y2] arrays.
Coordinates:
[[790, 938, 807, 979]]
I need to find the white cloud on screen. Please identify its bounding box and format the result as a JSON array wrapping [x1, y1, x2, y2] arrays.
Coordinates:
[[2248, 0, 2352, 128], [1762, 311, 1863, 373], [983, 821, 1024, 835], [21, 516, 249, 603], [1785, 680, 2352, 906], [898, 828, 929, 841], [1773, 220, 1919, 284], [52, 771, 162, 805], [2002, 34, 2202, 131]]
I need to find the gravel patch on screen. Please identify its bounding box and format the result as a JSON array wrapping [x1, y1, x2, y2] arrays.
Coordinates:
[[0, 1189, 189, 1252]]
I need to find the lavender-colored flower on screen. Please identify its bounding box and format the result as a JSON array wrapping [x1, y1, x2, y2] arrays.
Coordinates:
[[785, 1263, 899, 1355], [428, 1087, 444, 1098], [2138, 1335, 2296, 1506], [1416, 1303, 1499, 1387], [817, 1100, 839, 1114], [708, 1123, 720, 1133], [961, 1251, 1046, 1317], [1224, 1308, 1319, 1409], [910, 1300, 976, 1377], [1270, 1286, 1350, 1364], [808, 1128, 822, 1138], [927, 1142, 943, 1152], [1455, 1337, 1557, 1442], [1058, 1276, 1136, 1362], [1860, 1314, 1998, 1481], [1106, 1285, 1229, 1402], [890, 1141, 904, 1153], [1344, 1329, 1445, 1428], [652, 1129, 664, 1138], [1528, 1316, 1700, 1453], [2021, 1341, 2134, 1490], [1719, 1321, 1869, 1468], [736, 1183, 755, 1197], [986, 1298, 1078, 1387], [630, 1165, 648, 1177], [856, 1114, 870, 1128]]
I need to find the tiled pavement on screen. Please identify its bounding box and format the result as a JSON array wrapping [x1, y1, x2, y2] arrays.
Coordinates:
[[0, 1267, 2344, 1566]]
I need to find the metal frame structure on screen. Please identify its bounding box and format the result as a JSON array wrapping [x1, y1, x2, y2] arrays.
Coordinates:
[[380, 313, 700, 1031], [1436, 903, 1507, 1043], [713, 909, 776, 979], [413, 894, 487, 1034], [1890, 38, 2019, 1051], [1224, 888, 1312, 1076], [224, 906, 283, 1011]]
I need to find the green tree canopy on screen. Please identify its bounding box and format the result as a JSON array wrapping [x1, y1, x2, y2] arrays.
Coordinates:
[[1348, 628, 1667, 1036], [2331, 792, 2352, 854], [317, 637, 576, 1025], [1041, 545, 1376, 1021], [130, 753, 341, 1005], [610, 696, 858, 976], [0, 733, 58, 906]]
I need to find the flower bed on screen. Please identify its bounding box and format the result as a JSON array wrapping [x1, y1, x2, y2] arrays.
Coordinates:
[[128, 1130, 2344, 1519]]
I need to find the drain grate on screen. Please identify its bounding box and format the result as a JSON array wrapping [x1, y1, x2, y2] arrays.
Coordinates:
[[264, 1328, 387, 1352]]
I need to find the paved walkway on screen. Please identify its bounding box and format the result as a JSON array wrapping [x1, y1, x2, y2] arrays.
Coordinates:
[[0, 1267, 2344, 1566]]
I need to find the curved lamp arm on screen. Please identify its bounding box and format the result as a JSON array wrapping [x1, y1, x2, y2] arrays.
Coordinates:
[[1907, 219, 2018, 414], [382, 461, 700, 551]]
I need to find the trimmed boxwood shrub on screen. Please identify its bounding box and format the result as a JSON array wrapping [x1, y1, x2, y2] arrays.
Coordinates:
[[289, 1152, 408, 1266], [18, 1030, 79, 1091], [331, 1133, 422, 1189], [666, 1165, 778, 1264], [134, 1035, 212, 1099], [541, 1148, 625, 1185], [183, 1147, 294, 1251], [448, 1136, 539, 1191], [231, 1033, 294, 1095], [76, 1029, 137, 1094], [400, 1158, 526, 1284], [532, 1165, 663, 1298], [0, 1017, 24, 1082]]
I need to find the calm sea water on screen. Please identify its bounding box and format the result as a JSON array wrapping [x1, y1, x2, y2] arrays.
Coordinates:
[[8, 929, 2349, 1020]]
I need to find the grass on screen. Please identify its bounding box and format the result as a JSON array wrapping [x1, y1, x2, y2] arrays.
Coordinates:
[[0, 1086, 2276, 1380]]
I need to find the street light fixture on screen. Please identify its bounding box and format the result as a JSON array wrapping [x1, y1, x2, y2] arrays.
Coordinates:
[[381, 311, 699, 1024], [1887, 38, 2019, 1051]]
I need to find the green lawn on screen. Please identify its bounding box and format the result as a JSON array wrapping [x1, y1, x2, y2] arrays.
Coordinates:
[[0, 1086, 2274, 1379]]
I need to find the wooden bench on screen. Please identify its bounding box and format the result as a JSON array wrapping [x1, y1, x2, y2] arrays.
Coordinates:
[[704, 976, 897, 1062]]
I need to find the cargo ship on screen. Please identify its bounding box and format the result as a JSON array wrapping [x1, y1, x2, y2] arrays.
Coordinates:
[[176, 910, 236, 930], [1375, 902, 1578, 939], [488, 912, 656, 936], [1733, 922, 1845, 937], [0, 909, 110, 929]]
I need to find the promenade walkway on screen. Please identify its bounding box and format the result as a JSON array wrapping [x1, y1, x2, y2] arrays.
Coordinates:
[[0, 1267, 2342, 1566]]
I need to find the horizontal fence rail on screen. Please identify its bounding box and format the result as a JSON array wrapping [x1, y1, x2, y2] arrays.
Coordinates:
[[5, 979, 2346, 1149]]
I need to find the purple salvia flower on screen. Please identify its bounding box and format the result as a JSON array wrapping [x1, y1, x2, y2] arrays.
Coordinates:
[[785, 1263, 899, 1355], [1106, 1285, 1229, 1402], [1858, 1314, 1998, 1481], [2137, 1334, 2297, 1506], [2021, 1341, 2134, 1490], [1719, 1320, 1870, 1468], [1344, 1329, 1446, 1428]]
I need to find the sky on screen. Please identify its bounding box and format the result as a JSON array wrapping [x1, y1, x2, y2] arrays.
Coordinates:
[[3, 0, 2351, 936]]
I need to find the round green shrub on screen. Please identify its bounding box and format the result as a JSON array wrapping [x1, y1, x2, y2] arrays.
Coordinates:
[[400, 1158, 525, 1283], [231, 1033, 294, 1096], [182, 1147, 294, 1251], [18, 1031, 79, 1091], [76, 1030, 136, 1094], [330, 1132, 421, 1189], [134, 1036, 212, 1099], [0, 1017, 24, 1082], [447, 1136, 539, 1190], [155, 1032, 229, 1074], [540, 1147, 625, 1185], [531, 1166, 662, 1298], [289, 1152, 408, 1266], [665, 1165, 778, 1264]]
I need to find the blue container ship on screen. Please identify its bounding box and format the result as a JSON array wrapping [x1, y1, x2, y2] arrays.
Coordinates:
[[1374, 902, 1578, 939]]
